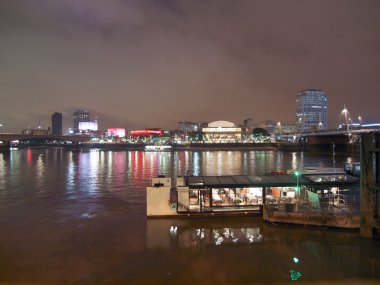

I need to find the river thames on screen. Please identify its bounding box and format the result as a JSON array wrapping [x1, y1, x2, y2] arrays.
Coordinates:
[[0, 148, 379, 284]]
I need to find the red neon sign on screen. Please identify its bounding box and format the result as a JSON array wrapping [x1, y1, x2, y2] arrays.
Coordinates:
[[130, 129, 163, 136]]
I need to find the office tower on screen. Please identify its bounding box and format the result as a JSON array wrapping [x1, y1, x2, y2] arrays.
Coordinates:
[[51, 112, 63, 135], [296, 89, 327, 132], [73, 110, 90, 134]]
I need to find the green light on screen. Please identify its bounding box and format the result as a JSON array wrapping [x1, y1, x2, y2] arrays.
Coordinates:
[[290, 269, 302, 281], [294, 171, 300, 177], [293, 257, 299, 263]]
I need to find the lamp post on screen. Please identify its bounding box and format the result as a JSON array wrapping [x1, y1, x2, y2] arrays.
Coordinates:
[[294, 170, 300, 212], [294, 170, 300, 191], [276, 121, 282, 137]]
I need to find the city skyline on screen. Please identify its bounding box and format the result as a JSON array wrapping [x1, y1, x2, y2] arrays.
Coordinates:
[[1, 0, 379, 132]]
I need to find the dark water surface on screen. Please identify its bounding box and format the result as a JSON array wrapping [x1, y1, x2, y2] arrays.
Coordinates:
[[0, 148, 379, 284]]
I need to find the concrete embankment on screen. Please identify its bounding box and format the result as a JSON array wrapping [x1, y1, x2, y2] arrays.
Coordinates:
[[10, 142, 306, 152], [22, 142, 302, 152], [174, 142, 302, 151]]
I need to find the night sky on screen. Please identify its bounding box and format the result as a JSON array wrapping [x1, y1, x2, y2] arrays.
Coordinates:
[[1, 0, 379, 133]]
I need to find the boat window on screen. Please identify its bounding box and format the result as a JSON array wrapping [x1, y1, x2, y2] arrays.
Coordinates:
[[189, 190, 199, 205]]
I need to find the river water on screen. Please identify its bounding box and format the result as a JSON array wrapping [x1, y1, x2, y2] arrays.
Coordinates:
[[0, 148, 379, 284]]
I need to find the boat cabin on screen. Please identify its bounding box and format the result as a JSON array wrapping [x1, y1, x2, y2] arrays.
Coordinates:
[[146, 173, 359, 217]]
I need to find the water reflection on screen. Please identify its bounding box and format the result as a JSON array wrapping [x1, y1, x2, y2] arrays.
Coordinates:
[[162, 223, 263, 247], [1, 149, 359, 200], [193, 152, 200, 176], [35, 153, 46, 190], [2, 148, 380, 284], [66, 152, 75, 192], [146, 217, 380, 283], [0, 153, 7, 190], [146, 218, 264, 249]]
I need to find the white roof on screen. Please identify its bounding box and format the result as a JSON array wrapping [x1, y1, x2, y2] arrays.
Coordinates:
[[208, 121, 236, 128]]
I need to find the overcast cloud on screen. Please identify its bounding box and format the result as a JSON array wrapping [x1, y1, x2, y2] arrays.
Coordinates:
[[0, 0, 379, 132]]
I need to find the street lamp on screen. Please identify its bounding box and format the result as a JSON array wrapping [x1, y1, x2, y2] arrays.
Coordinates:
[[294, 170, 300, 212], [276, 122, 282, 139], [0, 123, 3, 133], [341, 105, 350, 135], [294, 170, 300, 192], [358, 115, 363, 125]]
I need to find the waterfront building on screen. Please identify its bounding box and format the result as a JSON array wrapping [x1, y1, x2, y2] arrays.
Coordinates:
[[73, 110, 91, 134], [22, 128, 49, 136], [274, 123, 297, 141], [176, 121, 208, 141], [78, 121, 98, 133], [202, 121, 242, 143], [51, 112, 62, 135], [256, 120, 276, 136], [296, 89, 327, 133], [129, 129, 163, 143], [107, 128, 126, 138], [176, 121, 208, 133]]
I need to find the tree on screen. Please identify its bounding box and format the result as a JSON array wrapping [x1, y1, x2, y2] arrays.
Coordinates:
[[252, 128, 269, 137]]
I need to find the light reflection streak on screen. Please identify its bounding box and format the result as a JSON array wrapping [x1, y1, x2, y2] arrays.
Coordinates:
[[112, 151, 126, 191], [193, 152, 200, 176], [105, 151, 113, 186], [291, 152, 298, 170], [66, 152, 75, 192], [87, 150, 101, 194], [0, 153, 6, 190], [249, 151, 256, 173], [275, 152, 283, 170], [217, 152, 223, 175], [27, 148, 33, 166], [35, 154, 45, 190], [243, 152, 248, 173]]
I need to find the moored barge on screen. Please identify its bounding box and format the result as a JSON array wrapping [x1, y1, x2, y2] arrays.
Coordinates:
[[147, 171, 359, 224]]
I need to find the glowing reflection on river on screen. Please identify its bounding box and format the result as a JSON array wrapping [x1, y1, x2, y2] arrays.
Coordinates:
[[1, 148, 378, 284]]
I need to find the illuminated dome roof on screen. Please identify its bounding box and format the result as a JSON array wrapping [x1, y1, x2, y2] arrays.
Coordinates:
[[208, 121, 236, 128]]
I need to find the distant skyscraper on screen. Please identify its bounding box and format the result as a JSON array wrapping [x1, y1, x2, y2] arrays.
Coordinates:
[[51, 112, 63, 135], [296, 89, 327, 132], [73, 110, 90, 134]]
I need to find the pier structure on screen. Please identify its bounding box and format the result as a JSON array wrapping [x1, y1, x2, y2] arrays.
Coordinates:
[[360, 132, 380, 238]]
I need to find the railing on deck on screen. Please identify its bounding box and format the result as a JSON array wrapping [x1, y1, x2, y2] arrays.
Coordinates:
[[266, 190, 356, 216]]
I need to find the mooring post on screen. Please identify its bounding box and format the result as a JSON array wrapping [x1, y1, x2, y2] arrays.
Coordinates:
[[360, 133, 374, 238]]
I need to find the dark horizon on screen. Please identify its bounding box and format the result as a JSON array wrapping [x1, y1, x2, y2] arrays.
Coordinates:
[[1, 0, 379, 133]]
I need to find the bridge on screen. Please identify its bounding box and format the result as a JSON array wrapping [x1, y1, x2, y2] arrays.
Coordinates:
[[0, 133, 93, 148], [300, 128, 380, 137]]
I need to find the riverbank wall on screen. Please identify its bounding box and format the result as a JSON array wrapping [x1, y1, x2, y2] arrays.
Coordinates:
[[38, 142, 303, 152], [4, 141, 359, 154]]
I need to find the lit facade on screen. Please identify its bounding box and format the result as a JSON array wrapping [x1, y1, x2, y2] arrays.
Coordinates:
[[176, 121, 208, 133], [73, 110, 91, 134], [130, 129, 163, 138], [296, 89, 327, 132], [107, 128, 126, 138], [78, 121, 98, 132], [22, 128, 49, 135], [202, 121, 242, 143]]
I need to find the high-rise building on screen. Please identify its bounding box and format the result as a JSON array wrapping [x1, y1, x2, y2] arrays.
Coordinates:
[[296, 89, 327, 132], [73, 110, 91, 134], [51, 112, 63, 135]]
